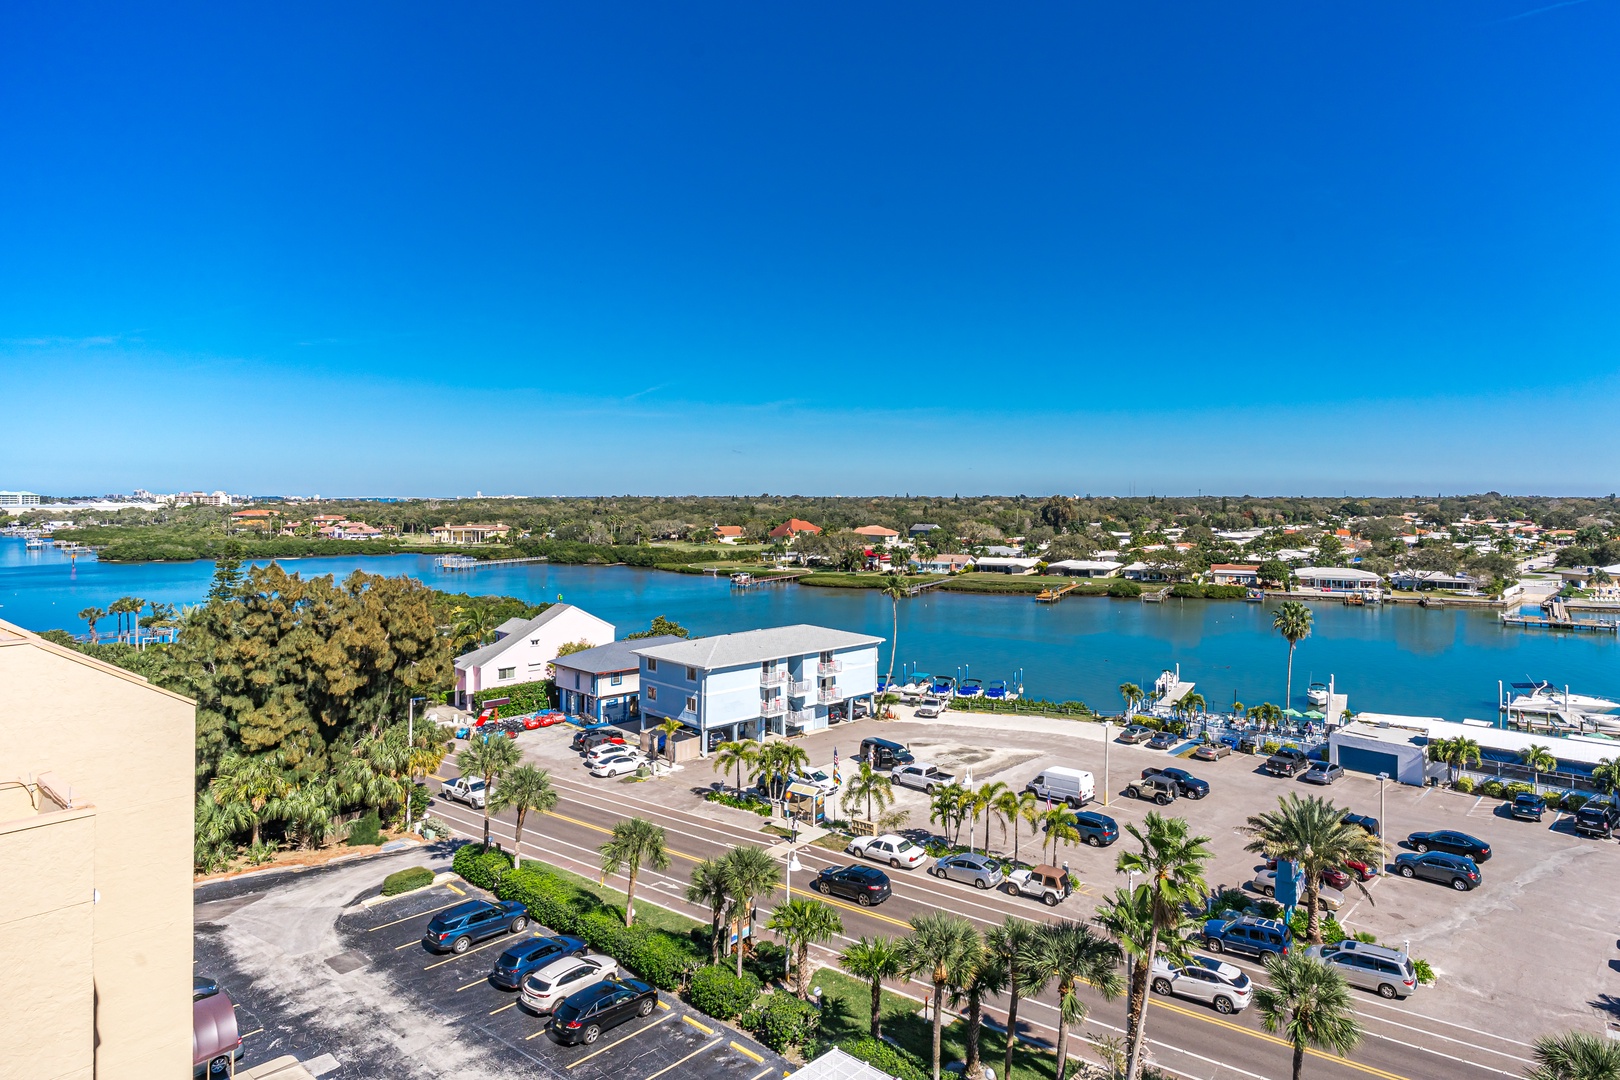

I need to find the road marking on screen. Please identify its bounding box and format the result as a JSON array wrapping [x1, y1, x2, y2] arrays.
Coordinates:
[[365, 898, 465, 932], [239, 1028, 264, 1039], [455, 977, 487, 992], [395, 940, 422, 951], [747, 1069, 774, 1080], [446, 884, 466, 896], [730, 1040, 764, 1063], [423, 932, 535, 970], [643, 1039, 720, 1080], [682, 1015, 713, 1035], [565, 1013, 674, 1067], [490, 1001, 517, 1015], [1149, 997, 1410, 1080]]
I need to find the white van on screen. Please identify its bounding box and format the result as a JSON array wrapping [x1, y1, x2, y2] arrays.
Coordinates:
[[1025, 766, 1095, 808]]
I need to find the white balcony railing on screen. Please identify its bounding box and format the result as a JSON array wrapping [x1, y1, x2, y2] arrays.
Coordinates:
[[818, 687, 844, 704], [789, 680, 814, 696], [787, 708, 816, 724], [761, 698, 788, 717], [817, 660, 843, 675], [760, 670, 788, 687]]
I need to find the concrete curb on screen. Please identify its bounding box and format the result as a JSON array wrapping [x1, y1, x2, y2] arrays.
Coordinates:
[[357, 868, 461, 908]]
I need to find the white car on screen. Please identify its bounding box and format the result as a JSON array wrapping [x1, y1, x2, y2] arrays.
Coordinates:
[[1150, 956, 1253, 1014], [793, 766, 841, 797], [585, 742, 638, 765], [1248, 869, 1345, 911], [914, 696, 948, 719], [519, 953, 618, 1015], [590, 752, 644, 778], [845, 833, 928, 870]]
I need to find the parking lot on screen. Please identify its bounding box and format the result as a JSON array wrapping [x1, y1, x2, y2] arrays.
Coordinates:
[[195, 851, 785, 1080]]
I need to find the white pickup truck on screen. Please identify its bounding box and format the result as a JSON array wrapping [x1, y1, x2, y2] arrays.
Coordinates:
[[892, 763, 955, 794], [440, 776, 487, 808]]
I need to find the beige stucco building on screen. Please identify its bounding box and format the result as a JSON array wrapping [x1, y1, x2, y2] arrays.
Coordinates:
[[0, 619, 195, 1080]]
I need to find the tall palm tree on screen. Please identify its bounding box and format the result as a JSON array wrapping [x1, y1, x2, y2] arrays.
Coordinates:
[[755, 741, 810, 799], [768, 897, 844, 998], [992, 787, 1037, 864], [457, 736, 523, 848], [125, 595, 148, 643], [1244, 793, 1382, 945], [841, 760, 895, 824], [1594, 758, 1620, 798], [1117, 812, 1214, 1080], [1095, 884, 1199, 1058], [210, 752, 291, 848], [1272, 600, 1313, 710], [972, 780, 1007, 852], [1527, 1029, 1620, 1080], [713, 739, 759, 796], [899, 912, 982, 1080], [929, 784, 967, 843], [880, 571, 908, 688], [1523, 743, 1558, 795], [722, 845, 781, 975], [1119, 682, 1144, 715], [598, 817, 670, 927], [687, 857, 733, 965], [1254, 951, 1362, 1080], [948, 935, 1008, 1080], [839, 935, 904, 1040], [78, 606, 106, 643], [984, 917, 1043, 1080], [1440, 736, 1481, 783], [1039, 806, 1079, 864], [487, 764, 557, 860], [1027, 921, 1124, 1080]]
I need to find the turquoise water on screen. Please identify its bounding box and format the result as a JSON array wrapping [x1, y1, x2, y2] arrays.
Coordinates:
[[3, 539, 1615, 720]]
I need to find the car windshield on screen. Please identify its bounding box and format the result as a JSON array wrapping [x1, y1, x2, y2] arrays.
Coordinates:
[[895, 840, 918, 853]]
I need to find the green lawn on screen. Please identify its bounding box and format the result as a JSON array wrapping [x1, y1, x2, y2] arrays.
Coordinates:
[[939, 574, 1086, 595], [516, 857, 703, 938], [798, 573, 942, 589]]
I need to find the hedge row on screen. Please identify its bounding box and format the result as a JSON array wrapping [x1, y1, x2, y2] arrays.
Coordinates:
[[473, 680, 554, 714], [451, 843, 514, 892], [841, 1037, 930, 1080], [381, 866, 435, 896]]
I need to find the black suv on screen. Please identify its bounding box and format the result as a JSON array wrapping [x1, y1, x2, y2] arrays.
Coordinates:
[[815, 864, 892, 906], [1342, 812, 1381, 837], [424, 899, 530, 954], [1262, 748, 1311, 777], [1574, 795, 1620, 839], [1140, 767, 1209, 800], [548, 978, 658, 1045], [1509, 793, 1547, 822]]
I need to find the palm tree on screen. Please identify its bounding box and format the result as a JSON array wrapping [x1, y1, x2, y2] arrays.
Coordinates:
[[880, 571, 909, 688], [1244, 793, 1383, 945], [1182, 691, 1206, 719], [453, 605, 496, 650], [755, 741, 810, 799], [1116, 812, 1214, 1080], [948, 935, 1008, 1080], [992, 787, 1037, 865], [1527, 1029, 1620, 1080], [487, 764, 557, 860], [984, 917, 1043, 1080], [1254, 951, 1362, 1080], [723, 845, 780, 975], [655, 717, 683, 763], [1027, 920, 1124, 1080], [839, 936, 904, 1040], [768, 897, 844, 998], [1272, 600, 1313, 710], [1039, 806, 1080, 864], [929, 784, 967, 843], [1119, 682, 1144, 716], [972, 780, 1007, 853], [457, 735, 523, 848], [687, 857, 734, 964], [1523, 743, 1558, 795], [598, 817, 670, 927], [210, 752, 291, 849], [1095, 884, 1199, 1060], [841, 760, 895, 825], [1439, 736, 1481, 783], [899, 912, 982, 1080], [1594, 758, 1620, 798], [78, 606, 106, 643], [125, 595, 148, 642], [713, 739, 759, 796]]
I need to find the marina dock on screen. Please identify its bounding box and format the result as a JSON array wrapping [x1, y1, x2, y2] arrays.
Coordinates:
[[434, 555, 549, 571], [1141, 585, 1172, 603], [1499, 598, 1617, 633], [1035, 582, 1079, 603], [730, 570, 810, 589]]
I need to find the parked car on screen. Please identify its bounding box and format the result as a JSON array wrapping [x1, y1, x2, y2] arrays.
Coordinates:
[[1261, 748, 1310, 778], [489, 935, 588, 990], [585, 741, 638, 765], [423, 899, 530, 954], [1192, 742, 1232, 762], [519, 953, 618, 1014], [1202, 915, 1291, 959], [440, 776, 487, 808], [1002, 864, 1071, 907], [1248, 868, 1345, 910], [1393, 851, 1481, 891], [1117, 725, 1156, 744], [1406, 830, 1491, 861], [815, 865, 893, 905], [1342, 812, 1381, 837], [1264, 857, 1350, 891], [1573, 794, 1620, 839], [1150, 955, 1254, 1014], [547, 978, 658, 1045], [1344, 859, 1379, 882], [1024, 766, 1096, 808], [931, 852, 1006, 890], [1140, 767, 1209, 800], [915, 696, 949, 719], [892, 763, 955, 793], [590, 752, 644, 778], [1305, 941, 1418, 1000], [572, 729, 627, 753], [193, 976, 243, 1078], [846, 833, 928, 870], [793, 766, 841, 797], [1069, 810, 1119, 847], [1301, 762, 1345, 785], [1509, 793, 1547, 822], [1145, 730, 1179, 751], [860, 737, 915, 770], [1123, 774, 1179, 806]]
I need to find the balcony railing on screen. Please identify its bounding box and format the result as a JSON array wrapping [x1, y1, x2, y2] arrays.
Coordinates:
[[760, 670, 788, 687], [818, 687, 844, 704], [787, 708, 816, 724], [761, 698, 788, 717], [789, 680, 814, 696], [817, 660, 843, 675]]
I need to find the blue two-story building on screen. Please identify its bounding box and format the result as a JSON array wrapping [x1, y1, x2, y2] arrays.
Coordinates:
[[634, 624, 883, 749]]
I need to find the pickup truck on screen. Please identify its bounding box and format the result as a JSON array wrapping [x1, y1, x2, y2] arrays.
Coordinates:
[[914, 696, 948, 719], [440, 776, 487, 808], [1261, 748, 1311, 778], [892, 763, 955, 793]]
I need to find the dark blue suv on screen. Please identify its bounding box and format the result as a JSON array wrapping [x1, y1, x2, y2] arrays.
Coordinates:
[[1202, 915, 1291, 959], [423, 899, 530, 954], [489, 935, 587, 989]]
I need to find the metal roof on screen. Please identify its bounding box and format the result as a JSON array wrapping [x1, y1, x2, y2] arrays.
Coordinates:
[[787, 1048, 893, 1080], [633, 623, 883, 670], [551, 636, 682, 675]]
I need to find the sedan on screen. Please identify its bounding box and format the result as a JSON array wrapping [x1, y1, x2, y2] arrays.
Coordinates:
[[1394, 851, 1481, 891], [548, 978, 658, 1045], [816, 865, 892, 906], [931, 853, 1006, 890], [1248, 869, 1345, 910], [489, 935, 587, 990], [590, 753, 644, 778], [585, 742, 640, 765], [1145, 730, 1179, 751], [1509, 793, 1546, 822], [846, 833, 928, 870], [1301, 762, 1345, 785], [1192, 743, 1232, 762], [1150, 955, 1253, 1014], [519, 953, 618, 1014], [1406, 830, 1491, 861], [1117, 725, 1155, 744]]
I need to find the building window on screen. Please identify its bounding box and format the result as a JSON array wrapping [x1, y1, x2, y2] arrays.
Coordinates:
[[647, 659, 658, 672], [820, 650, 833, 663], [498, 667, 515, 680], [686, 696, 697, 713], [647, 686, 657, 701], [686, 666, 697, 682], [610, 672, 623, 686]]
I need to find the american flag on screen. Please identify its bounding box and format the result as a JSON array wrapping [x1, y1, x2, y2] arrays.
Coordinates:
[[832, 747, 841, 785]]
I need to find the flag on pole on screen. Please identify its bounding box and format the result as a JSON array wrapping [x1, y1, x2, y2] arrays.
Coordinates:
[[833, 747, 841, 785]]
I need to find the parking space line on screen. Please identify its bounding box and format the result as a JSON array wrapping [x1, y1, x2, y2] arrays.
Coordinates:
[[564, 1013, 674, 1066], [396, 939, 423, 951], [239, 1028, 264, 1039], [489, 1001, 518, 1015], [365, 898, 465, 932], [747, 1068, 774, 1080], [424, 933, 536, 970], [643, 1039, 721, 1080], [455, 977, 488, 993], [730, 1040, 764, 1063], [682, 1015, 713, 1035]]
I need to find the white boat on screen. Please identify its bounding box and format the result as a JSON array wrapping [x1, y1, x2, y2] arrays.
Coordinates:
[[1508, 681, 1620, 714], [1306, 682, 1329, 708]]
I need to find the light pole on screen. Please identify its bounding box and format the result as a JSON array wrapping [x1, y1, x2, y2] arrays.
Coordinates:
[[406, 695, 428, 834], [1377, 772, 1389, 875], [1103, 720, 1112, 807]]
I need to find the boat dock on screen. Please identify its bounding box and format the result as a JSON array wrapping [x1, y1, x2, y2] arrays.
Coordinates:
[[1153, 667, 1196, 707], [905, 577, 951, 597], [1500, 598, 1617, 633], [1036, 582, 1079, 603], [1141, 585, 1172, 603], [730, 570, 809, 589], [434, 555, 549, 571]]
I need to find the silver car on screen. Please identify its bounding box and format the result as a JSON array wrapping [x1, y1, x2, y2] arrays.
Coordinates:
[[1150, 955, 1253, 1014], [519, 953, 619, 1015], [1304, 941, 1418, 999], [1248, 869, 1345, 911], [930, 853, 1005, 890]]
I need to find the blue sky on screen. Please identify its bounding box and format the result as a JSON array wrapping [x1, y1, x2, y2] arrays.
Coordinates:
[[3, 3, 1617, 497]]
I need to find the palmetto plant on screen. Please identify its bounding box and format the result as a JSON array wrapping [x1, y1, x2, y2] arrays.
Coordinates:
[[1594, 758, 1620, 797], [487, 764, 558, 859], [1432, 736, 1481, 783], [899, 912, 982, 1080], [839, 935, 904, 1040], [1272, 600, 1313, 710], [655, 717, 683, 763], [598, 817, 670, 927], [210, 752, 292, 848], [1244, 793, 1383, 944], [947, 928, 1008, 1080], [457, 735, 522, 848], [722, 845, 780, 975], [1027, 920, 1123, 1080], [686, 857, 733, 965], [713, 739, 759, 796], [1254, 951, 1362, 1080], [768, 897, 844, 999], [1526, 1029, 1620, 1080], [1523, 743, 1558, 795], [1039, 806, 1080, 864], [841, 760, 895, 824], [754, 741, 810, 799]]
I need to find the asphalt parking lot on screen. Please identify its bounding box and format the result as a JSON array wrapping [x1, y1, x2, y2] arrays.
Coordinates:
[[195, 851, 785, 1080]]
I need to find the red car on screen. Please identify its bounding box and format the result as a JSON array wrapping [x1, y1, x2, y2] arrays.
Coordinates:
[[1344, 860, 1378, 882], [1266, 859, 1352, 891]]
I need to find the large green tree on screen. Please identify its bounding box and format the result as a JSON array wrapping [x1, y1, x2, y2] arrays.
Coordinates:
[[487, 764, 558, 859], [1026, 921, 1123, 1080], [1254, 952, 1362, 1080], [599, 817, 671, 927], [1244, 793, 1383, 944]]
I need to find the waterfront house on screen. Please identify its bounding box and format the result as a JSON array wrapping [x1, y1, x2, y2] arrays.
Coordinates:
[[453, 604, 613, 708], [1389, 569, 1486, 594], [978, 544, 1024, 558], [713, 524, 746, 544], [974, 556, 1040, 575], [1208, 563, 1261, 586], [1293, 566, 1383, 593], [1119, 561, 1169, 582], [431, 522, 512, 545], [1049, 559, 1123, 578], [634, 623, 883, 746], [913, 552, 973, 574], [854, 525, 900, 547], [552, 636, 680, 724], [768, 518, 822, 541]]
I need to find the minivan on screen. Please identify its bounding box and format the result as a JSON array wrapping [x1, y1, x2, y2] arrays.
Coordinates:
[[1025, 766, 1095, 808], [1306, 941, 1418, 999], [860, 737, 914, 770]]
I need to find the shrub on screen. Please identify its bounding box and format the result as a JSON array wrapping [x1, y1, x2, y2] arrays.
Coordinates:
[[418, 816, 451, 840], [1169, 583, 1204, 599], [687, 965, 762, 1020], [1107, 579, 1142, 598], [1413, 958, 1436, 985], [246, 840, 279, 865], [382, 866, 435, 896], [1260, 741, 1281, 755], [1563, 794, 1589, 812], [1480, 779, 1506, 799], [622, 929, 702, 991], [452, 843, 513, 892], [500, 866, 582, 933], [841, 1037, 929, 1080], [473, 679, 554, 714], [347, 811, 382, 847], [1451, 776, 1474, 794], [1351, 930, 1378, 944], [705, 790, 773, 814], [1504, 782, 1534, 798], [741, 992, 821, 1053]]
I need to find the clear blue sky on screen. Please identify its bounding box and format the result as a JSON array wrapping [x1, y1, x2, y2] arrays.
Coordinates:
[[3, 3, 1617, 497]]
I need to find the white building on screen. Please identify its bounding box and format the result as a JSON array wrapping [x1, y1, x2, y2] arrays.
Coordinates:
[[1048, 559, 1122, 578], [0, 491, 42, 510], [1293, 566, 1383, 593], [974, 556, 1041, 575], [453, 604, 614, 708]]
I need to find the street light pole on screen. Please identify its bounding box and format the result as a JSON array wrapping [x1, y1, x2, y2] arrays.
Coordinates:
[[1377, 773, 1389, 875], [1103, 720, 1112, 807]]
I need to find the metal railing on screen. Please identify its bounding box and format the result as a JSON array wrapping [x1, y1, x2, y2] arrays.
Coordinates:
[[818, 687, 844, 704], [760, 698, 788, 717], [817, 660, 843, 675], [788, 708, 816, 724], [789, 680, 814, 696], [760, 670, 787, 687]]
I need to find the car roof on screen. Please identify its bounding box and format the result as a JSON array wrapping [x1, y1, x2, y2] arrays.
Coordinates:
[[1329, 940, 1409, 962], [564, 980, 623, 1007], [848, 865, 886, 880], [1073, 811, 1112, 825], [434, 899, 493, 921], [1191, 956, 1246, 979], [533, 954, 594, 979]]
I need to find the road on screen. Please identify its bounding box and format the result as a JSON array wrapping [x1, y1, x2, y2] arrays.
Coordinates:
[[427, 764, 1536, 1080]]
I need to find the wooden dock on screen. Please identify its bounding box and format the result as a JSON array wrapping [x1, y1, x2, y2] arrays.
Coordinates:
[[434, 555, 549, 571], [1036, 582, 1079, 603], [905, 577, 951, 597], [731, 570, 810, 589], [1499, 612, 1617, 633], [1141, 585, 1172, 603]]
